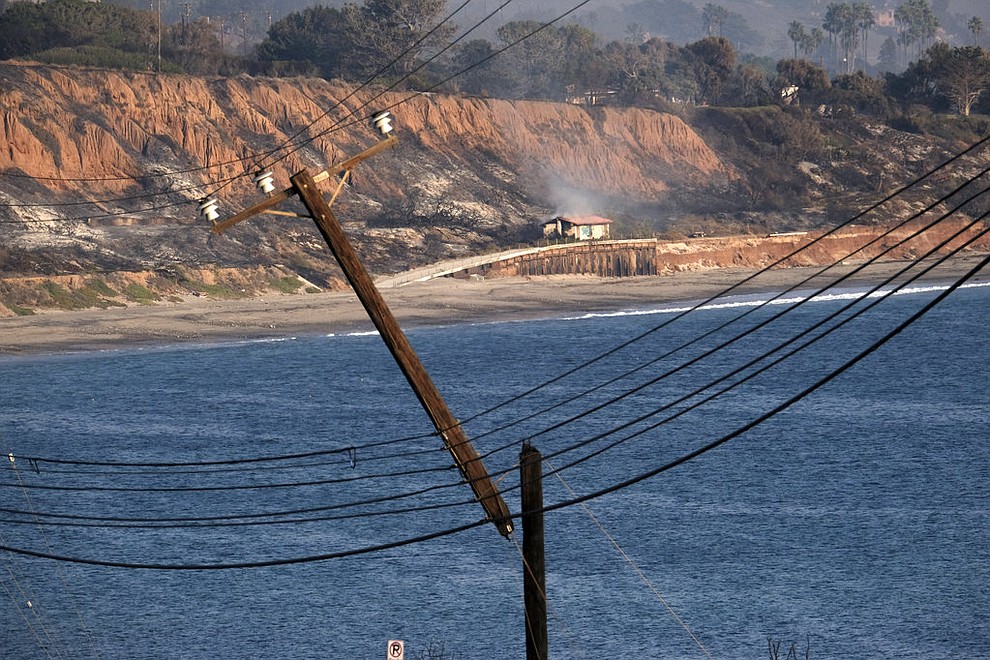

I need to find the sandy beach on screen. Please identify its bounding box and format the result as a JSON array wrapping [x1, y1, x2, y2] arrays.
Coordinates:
[[2, 255, 988, 356]]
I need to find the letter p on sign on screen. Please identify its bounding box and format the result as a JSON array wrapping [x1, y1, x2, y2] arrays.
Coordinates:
[[387, 639, 404, 660]]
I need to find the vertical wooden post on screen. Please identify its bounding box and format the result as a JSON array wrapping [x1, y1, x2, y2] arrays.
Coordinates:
[[520, 443, 547, 660], [291, 169, 513, 537]]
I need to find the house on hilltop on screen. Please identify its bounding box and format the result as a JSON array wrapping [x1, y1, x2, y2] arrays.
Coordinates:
[[542, 215, 613, 241]]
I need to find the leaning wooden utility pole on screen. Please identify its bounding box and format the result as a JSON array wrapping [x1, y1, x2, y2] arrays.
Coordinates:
[[520, 443, 547, 660], [207, 116, 513, 538]]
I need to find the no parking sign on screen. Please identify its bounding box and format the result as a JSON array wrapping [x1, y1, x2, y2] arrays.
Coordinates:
[[387, 639, 404, 660]]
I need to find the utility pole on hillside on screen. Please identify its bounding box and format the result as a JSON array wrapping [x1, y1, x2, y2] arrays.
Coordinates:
[[156, 0, 162, 73], [202, 113, 514, 538], [240, 11, 249, 57], [180, 2, 192, 43]]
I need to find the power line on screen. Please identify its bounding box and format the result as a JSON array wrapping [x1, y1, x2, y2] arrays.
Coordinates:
[[0, 172, 244, 209], [0, 458, 457, 493], [8, 137, 989, 479], [13, 428, 436, 470], [462, 165, 990, 460], [0, 0, 489, 194], [440, 134, 990, 437], [0, 495, 476, 529], [3, 245, 986, 568], [0, 0, 599, 221], [538, 250, 990, 515], [0, 518, 488, 569], [530, 221, 990, 487]]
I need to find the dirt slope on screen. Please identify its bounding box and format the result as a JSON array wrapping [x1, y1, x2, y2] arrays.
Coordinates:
[[0, 63, 986, 314], [0, 63, 728, 222]]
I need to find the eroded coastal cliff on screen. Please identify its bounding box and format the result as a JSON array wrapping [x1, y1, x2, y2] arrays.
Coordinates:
[[0, 62, 986, 314]]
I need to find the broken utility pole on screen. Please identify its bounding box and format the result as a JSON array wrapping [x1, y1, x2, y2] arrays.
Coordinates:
[[209, 127, 513, 538]]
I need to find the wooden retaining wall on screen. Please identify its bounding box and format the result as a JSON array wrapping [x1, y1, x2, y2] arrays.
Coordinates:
[[463, 240, 660, 279], [445, 220, 990, 281]]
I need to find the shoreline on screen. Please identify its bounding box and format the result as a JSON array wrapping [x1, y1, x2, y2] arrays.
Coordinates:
[[2, 255, 988, 357]]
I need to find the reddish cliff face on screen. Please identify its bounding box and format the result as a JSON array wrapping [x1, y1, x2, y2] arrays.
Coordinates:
[[1, 63, 986, 315], [0, 63, 731, 220]]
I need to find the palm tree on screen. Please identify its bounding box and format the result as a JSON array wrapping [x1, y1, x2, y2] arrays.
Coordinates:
[[968, 16, 984, 47], [895, 0, 938, 61], [823, 2, 843, 72], [805, 27, 825, 64], [788, 20, 806, 58], [854, 2, 874, 71], [702, 3, 729, 38]]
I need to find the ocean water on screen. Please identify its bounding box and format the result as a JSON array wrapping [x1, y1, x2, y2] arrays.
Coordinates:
[[0, 280, 988, 659]]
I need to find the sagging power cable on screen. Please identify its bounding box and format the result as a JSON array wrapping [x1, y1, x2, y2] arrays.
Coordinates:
[[2, 245, 985, 568], [522, 220, 990, 488], [441, 133, 990, 437], [459, 162, 990, 459]]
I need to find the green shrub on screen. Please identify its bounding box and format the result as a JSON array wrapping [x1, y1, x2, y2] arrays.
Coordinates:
[[122, 283, 158, 304], [38, 280, 131, 309], [41, 281, 79, 310], [4, 302, 35, 316], [270, 276, 304, 294], [32, 45, 180, 72], [184, 281, 249, 299], [85, 278, 118, 297]]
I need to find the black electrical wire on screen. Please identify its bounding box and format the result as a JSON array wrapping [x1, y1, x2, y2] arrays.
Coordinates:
[[13, 427, 435, 470], [536, 249, 990, 513], [0, 0, 488, 193], [444, 133, 990, 435], [0, 456, 460, 493], [0, 466, 477, 524], [2, 248, 985, 569], [0, 198, 192, 225], [9, 145, 990, 484], [15, 445, 431, 477], [460, 162, 990, 457], [0, 493, 477, 529], [0, 518, 489, 569], [524, 219, 990, 487]]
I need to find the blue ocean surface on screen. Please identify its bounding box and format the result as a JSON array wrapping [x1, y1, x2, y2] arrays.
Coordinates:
[[0, 280, 988, 659]]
